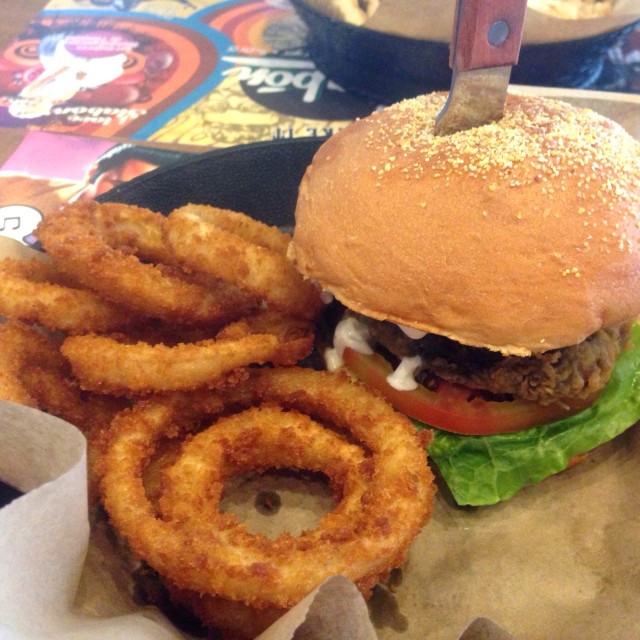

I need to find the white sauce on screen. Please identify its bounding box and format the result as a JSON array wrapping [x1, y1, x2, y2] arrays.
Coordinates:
[[324, 347, 344, 373], [397, 324, 427, 340], [324, 315, 373, 371], [386, 355, 423, 391], [325, 314, 425, 391]]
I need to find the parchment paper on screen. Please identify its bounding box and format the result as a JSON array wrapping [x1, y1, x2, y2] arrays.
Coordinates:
[[1, 87, 639, 640], [361, 0, 640, 44]]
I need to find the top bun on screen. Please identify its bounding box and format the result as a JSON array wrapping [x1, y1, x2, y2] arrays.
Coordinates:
[[290, 92, 640, 355]]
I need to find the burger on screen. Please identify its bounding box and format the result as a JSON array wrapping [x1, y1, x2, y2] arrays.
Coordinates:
[[289, 92, 640, 506]]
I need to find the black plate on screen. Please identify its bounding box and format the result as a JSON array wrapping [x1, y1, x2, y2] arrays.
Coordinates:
[[97, 137, 324, 227], [291, 0, 639, 103]]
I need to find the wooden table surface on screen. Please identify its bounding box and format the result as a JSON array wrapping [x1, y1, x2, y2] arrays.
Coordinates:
[[1, 1, 47, 52]]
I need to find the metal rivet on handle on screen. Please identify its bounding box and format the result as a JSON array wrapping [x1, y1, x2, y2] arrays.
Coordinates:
[[488, 20, 510, 47]]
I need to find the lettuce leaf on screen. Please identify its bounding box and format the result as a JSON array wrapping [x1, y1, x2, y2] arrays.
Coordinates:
[[425, 323, 640, 507]]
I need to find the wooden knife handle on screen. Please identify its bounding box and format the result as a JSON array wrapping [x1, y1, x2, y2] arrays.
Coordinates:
[[449, 0, 527, 72]]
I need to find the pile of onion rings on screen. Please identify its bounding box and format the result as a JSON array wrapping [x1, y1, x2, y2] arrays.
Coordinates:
[[0, 200, 435, 639], [35, 201, 261, 326], [8, 200, 319, 397]]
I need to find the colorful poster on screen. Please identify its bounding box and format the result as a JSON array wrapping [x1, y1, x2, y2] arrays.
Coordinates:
[[0, 10, 230, 138], [145, 1, 378, 144], [0, 131, 191, 245], [0, 0, 378, 145]]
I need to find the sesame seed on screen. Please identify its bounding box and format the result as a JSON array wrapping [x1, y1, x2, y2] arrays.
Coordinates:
[[354, 91, 640, 274], [364, 93, 639, 206]]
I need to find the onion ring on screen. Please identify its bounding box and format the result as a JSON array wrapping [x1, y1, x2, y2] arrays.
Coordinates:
[[35, 201, 257, 326], [0, 320, 126, 499], [19, 364, 126, 435], [166, 587, 286, 640], [99, 367, 434, 613], [163, 205, 323, 321], [60, 315, 314, 396], [18, 360, 128, 501], [214, 309, 316, 365], [172, 204, 291, 256], [0, 257, 135, 334], [0, 320, 124, 434], [0, 320, 67, 407], [146, 402, 371, 637], [158, 404, 370, 527]]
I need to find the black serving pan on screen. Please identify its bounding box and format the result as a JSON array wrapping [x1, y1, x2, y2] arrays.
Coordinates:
[[291, 0, 639, 104], [0, 481, 22, 509], [97, 137, 324, 227]]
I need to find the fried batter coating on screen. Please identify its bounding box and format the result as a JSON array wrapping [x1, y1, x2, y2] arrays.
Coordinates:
[[36, 201, 257, 326], [0, 257, 136, 334], [164, 205, 324, 321], [99, 367, 434, 617]]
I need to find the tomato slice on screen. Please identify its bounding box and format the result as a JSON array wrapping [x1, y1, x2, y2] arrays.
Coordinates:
[[342, 348, 595, 436]]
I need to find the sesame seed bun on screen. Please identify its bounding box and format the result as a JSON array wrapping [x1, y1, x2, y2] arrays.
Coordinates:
[[290, 92, 640, 355]]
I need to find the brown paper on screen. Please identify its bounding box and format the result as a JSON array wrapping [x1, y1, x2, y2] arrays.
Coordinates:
[[513, 85, 640, 137], [363, 0, 639, 44]]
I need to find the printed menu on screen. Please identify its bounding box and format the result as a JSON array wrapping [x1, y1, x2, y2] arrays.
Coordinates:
[[0, 0, 379, 146]]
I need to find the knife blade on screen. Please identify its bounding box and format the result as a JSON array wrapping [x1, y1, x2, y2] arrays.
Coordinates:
[[434, 0, 527, 136]]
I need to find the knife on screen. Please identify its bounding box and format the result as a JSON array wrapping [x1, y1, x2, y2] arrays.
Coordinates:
[[434, 0, 527, 136]]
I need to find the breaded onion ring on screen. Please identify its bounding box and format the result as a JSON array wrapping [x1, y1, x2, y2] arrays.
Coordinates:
[[60, 320, 313, 396], [99, 367, 434, 613], [159, 404, 370, 524], [215, 309, 316, 365], [176, 204, 291, 256], [163, 205, 323, 320], [166, 587, 286, 640], [156, 403, 371, 637], [19, 364, 126, 435], [0, 321, 124, 434], [0, 257, 135, 334], [0, 320, 67, 407], [35, 201, 256, 326], [18, 361, 128, 501]]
